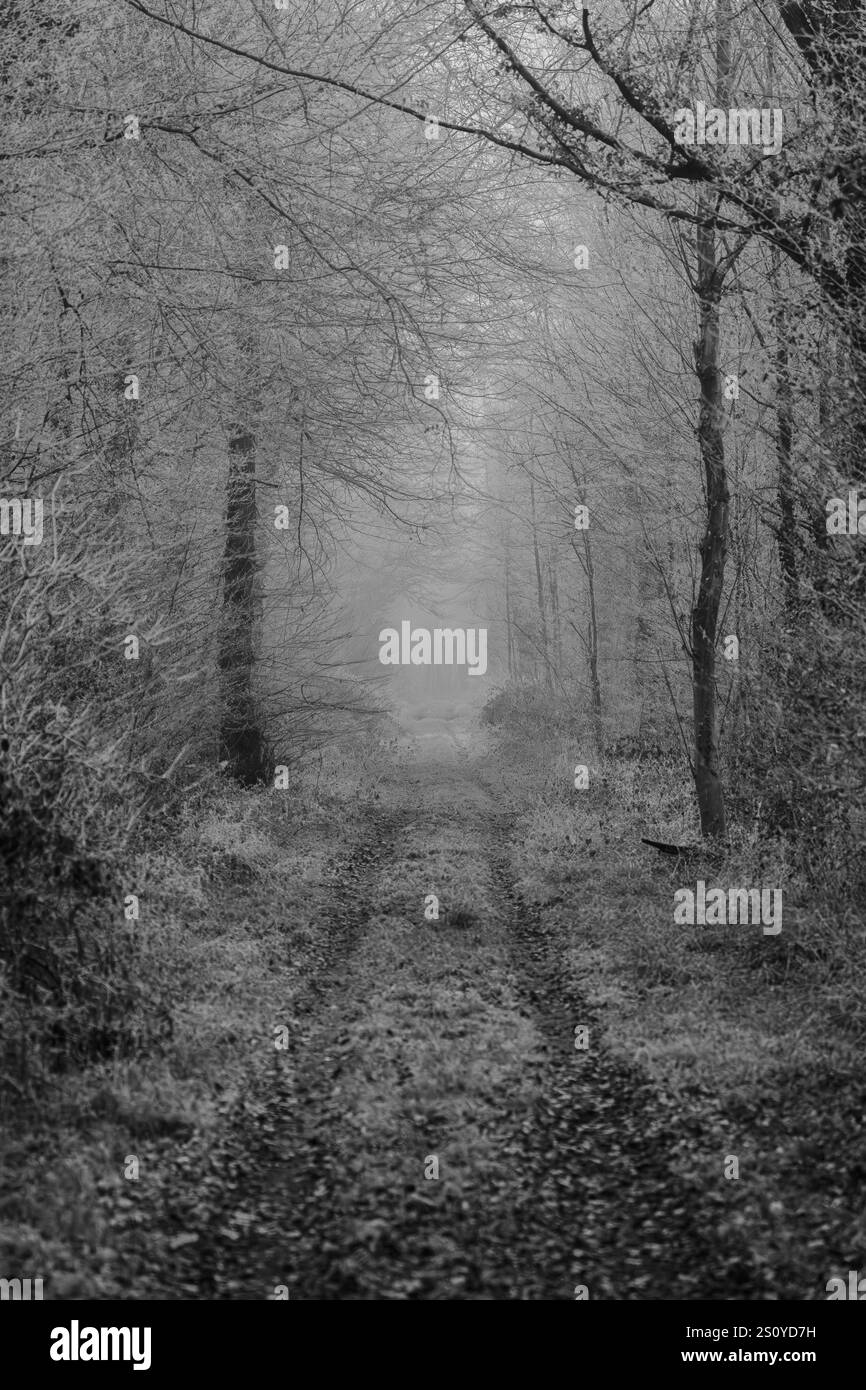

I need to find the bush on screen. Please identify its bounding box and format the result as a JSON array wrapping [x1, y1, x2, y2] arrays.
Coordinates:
[[728, 604, 866, 905], [480, 682, 584, 735], [0, 530, 176, 1102]]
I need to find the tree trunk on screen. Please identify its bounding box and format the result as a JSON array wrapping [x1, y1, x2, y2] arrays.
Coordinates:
[[770, 247, 799, 613], [581, 528, 603, 744], [504, 536, 516, 679], [689, 0, 731, 839], [691, 208, 729, 838], [529, 476, 552, 687], [780, 1, 866, 482], [548, 556, 562, 678], [218, 424, 267, 784]]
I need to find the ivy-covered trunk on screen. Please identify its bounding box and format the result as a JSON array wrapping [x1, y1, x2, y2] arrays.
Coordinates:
[[218, 424, 268, 785]]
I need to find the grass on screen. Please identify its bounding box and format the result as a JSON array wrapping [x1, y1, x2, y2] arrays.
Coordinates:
[[0, 745, 371, 1298], [507, 729, 866, 1096], [3, 723, 864, 1299], [501, 726, 866, 1293]]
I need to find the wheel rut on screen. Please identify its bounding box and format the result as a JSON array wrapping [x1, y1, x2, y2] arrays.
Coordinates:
[[124, 758, 765, 1300]]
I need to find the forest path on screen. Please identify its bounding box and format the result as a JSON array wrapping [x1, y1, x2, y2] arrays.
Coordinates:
[[128, 746, 761, 1300]]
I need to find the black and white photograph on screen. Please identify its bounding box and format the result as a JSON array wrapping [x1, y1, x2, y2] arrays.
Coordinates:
[[1, 0, 864, 1348]]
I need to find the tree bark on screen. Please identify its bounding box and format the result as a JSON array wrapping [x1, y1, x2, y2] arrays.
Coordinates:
[[690, 1, 731, 839], [770, 246, 799, 613], [691, 206, 729, 838], [780, 1, 866, 482], [504, 536, 516, 679], [529, 476, 552, 687], [548, 556, 562, 677], [218, 424, 267, 784], [582, 527, 603, 746]]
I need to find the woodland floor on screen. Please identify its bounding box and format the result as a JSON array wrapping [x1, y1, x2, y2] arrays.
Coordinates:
[[3, 729, 864, 1300]]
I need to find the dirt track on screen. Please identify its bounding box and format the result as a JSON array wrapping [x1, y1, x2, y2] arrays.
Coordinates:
[[112, 742, 783, 1300]]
